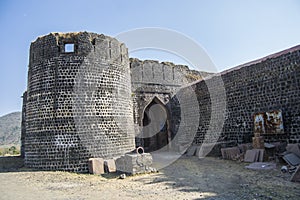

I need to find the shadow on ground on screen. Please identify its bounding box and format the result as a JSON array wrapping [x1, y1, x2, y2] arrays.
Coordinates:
[[136, 155, 300, 199]]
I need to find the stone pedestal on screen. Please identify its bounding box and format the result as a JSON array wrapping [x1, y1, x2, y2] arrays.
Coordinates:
[[116, 153, 153, 175]]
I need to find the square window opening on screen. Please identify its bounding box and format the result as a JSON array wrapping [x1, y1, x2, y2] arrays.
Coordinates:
[[64, 43, 74, 53]]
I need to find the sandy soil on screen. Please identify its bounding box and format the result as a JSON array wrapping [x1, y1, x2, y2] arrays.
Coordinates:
[[0, 156, 299, 200]]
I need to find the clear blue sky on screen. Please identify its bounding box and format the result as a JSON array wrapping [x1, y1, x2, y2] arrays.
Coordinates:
[[0, 0, 300, 116]]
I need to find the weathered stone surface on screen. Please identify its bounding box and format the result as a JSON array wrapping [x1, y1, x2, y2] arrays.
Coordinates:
[[22, 32, 135, 172], [283, 153, 300, 166], [104, 159, 116, 173], [170, 45, 300, 147], [88, 158, 104, 175], [21, 31, 300, 173], [221, 147, 240, 160], [244, 150, 258, 163], [258, 149, 265, 162], [130, 58, 212, 150], [286, 144, 300, 157], [238, 143, 252, 154], [192, 141, 237, 158], [116, 153, 153, 175], [245, 162, 276, 170], [244, 149, 264, 162]]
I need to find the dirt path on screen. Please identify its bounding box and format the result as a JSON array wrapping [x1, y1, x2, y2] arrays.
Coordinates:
[[0, 156, 299, 200]]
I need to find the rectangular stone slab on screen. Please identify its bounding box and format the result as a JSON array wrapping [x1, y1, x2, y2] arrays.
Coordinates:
[[283, 153, 300, 166], [88, 158, 104, 175], [245, 162, 276, 170], [258, 149, 265, 162], [244, 150, 258, 162], [104, 159, 116, 173], [286, 144, 300, 157]]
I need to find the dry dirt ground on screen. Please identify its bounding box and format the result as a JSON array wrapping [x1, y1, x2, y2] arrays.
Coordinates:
[[0, 156, 299, 200]]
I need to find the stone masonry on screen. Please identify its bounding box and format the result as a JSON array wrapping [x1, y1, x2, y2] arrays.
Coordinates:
[[22, 32, 135, 172], [170, 45, 300, 150], [130, 58, 212, 149], [22, 31, 300, 172]]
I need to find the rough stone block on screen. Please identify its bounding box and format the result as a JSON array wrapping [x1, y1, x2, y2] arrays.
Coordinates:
[[88, 158, 104, 175], [258, 149, 265, 162], [238, 143, 252, 154], [220, 146, 240, 160], [244, 150, 258, 163], [244, 149, 264, 162], [104, 159, 116, 173], [286, 144, 300, 157], [116, 153, 153, 175]]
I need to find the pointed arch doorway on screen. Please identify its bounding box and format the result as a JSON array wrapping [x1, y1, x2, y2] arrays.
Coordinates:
[[142, 97, 171, 152]]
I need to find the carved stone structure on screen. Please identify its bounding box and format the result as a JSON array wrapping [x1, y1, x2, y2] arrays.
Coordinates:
[[22, 31, 300, 172]]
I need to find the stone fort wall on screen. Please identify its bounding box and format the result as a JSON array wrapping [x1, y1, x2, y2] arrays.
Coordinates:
[[130, 58, 212, 147], [130, 58, 209, 124], [22, 31, 300, 171], [171, 45, 300, 149], [23, 32, 135, 172]]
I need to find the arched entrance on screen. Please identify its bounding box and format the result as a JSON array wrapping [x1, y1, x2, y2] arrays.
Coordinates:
[[142, 97, 170, 152]]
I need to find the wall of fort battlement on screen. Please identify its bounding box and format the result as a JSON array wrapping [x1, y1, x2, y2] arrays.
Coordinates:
[[129, 58, 212, 147], [130, 58, 212, 124], [170, 45, 300, 149], [22, 32, 135, 172]]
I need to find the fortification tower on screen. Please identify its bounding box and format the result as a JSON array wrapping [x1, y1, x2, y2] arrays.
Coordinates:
[[22, 32, 135, 172]]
